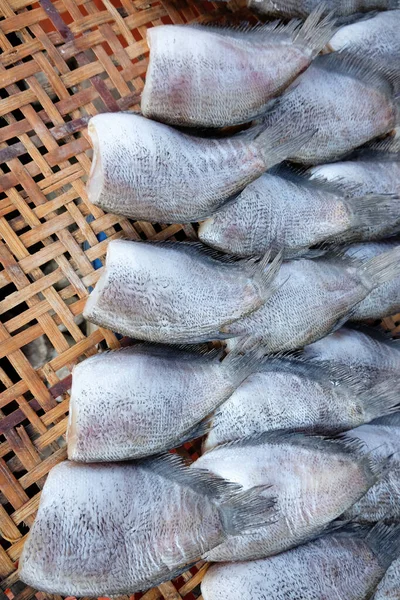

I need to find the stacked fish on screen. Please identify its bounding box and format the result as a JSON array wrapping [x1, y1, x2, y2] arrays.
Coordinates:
[[19, 3, 400, 599]]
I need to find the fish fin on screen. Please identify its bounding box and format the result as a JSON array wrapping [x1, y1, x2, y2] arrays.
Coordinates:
[[357, 246, 400, 291], [366, 522, 400, 569], [345, 193, 400, 230], [174, 416, 214, 448], [205, 429, 367, 457], [140, 452, 242, 500], [254, 249, 284, 300], [254, 123, 316, 169], [360, 379, 400, 423], [278, 162, 363, 197], [314, 51, 399, 98], [352, 136, 400, 159], [371, 413, 400, 428], [221, 345, 266, 387], [292, 3, 336, 57], [218, 485, 277, 536], [120, 341, 224, 360]]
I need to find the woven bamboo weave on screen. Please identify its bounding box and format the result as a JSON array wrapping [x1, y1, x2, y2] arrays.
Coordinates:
[[0, 0, 399, 599]]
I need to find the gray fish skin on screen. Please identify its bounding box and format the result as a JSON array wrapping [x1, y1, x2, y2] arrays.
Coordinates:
[[204, 357, 400, 452], [328, 11, 400, 61], [374, 557, 400, 600], [344, 243, 400, 319], [224, 246, 400, 353], [141, 8, 335, 128], [68, 345, 260, 461], [201, 524, 400, 600], [193, 432, 380, 561], [87, 112, 310, 223], [310, 152, 400, 241], [19, 458, 276, 596], [83, 240, 282, 344], [261, 53, 398, 164], [248, 0, 398, 19], [198, 169, 398, 257], [303, 326, 400, 390], [342, 424, 400, 523]]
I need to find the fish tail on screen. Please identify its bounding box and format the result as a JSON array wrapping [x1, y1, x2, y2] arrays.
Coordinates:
[[256, 248, 284, 300], [219, 485, 277, 536], [293, 3, 336, 57], [221, 343, 266, 387], [360, 379, 400, 423], [255, 122, 316, 169], [357, 246, 400, 292], [366, 522, 400, 569], [345, 192, 400, 231]]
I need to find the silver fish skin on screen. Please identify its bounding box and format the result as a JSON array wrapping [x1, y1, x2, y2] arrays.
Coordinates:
[[303, 326, 400, 391], [261, 52, 398, 164], [342, 423, 400, 523], [224, 246, 400, 353], [83, 240, 282, 344], [344, 242, 400, 319], [141, 7, 336, 128], [309, 149, 400, 241], [201, 524, 400, 600], [86, 112, 311, 223], [198, 168, 398, 257], [248, 0, 399, 19], [203, 357, 400, 452], [328, 11, 400, 61], [18, 457, 276, 596], [193, 431, 382, 561], [374, 556, 400, 600], [68, 344, 262, 461]]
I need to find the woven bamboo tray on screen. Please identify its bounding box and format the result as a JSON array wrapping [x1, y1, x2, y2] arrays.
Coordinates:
[[0, 0, 400, 599]]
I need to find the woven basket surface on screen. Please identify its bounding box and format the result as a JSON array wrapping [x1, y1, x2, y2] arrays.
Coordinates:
[[0, 0, 399, 599]]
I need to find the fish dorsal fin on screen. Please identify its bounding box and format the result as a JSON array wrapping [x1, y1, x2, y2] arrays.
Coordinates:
[[139, 452, 242, 500], [313, 51, 399, 98], [208, 430, 366, 457], [278, 163, 362, 197], [185, 4, 336, 56], [256, 353, 363, 391], [112, 341, 223, 360]]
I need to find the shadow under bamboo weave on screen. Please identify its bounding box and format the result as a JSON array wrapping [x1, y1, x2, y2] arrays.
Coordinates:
[[1, 0, 400, 599]]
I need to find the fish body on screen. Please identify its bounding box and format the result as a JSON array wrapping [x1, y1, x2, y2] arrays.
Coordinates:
[[201, 524, 400, 600], [68, 344, 261, 461], [248, 0, 399, 19], [204, 357, 400, 451], [374, 557, 400, 599], [87, 112, 310, 223], [310, 149, 400, 241], [83, 240, 282, 344], [344, 243, 400, 319], [198, 168, 398, 257], [342, 423, 400, 523], [303, 326, 400, 390], [328, 11, 400, 62], [193, 432, 381, 561], [261, 53, 398, 164], [141, 8, 335, 128], [19, 457, 275, 595], [224, 246, 400, 352]]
